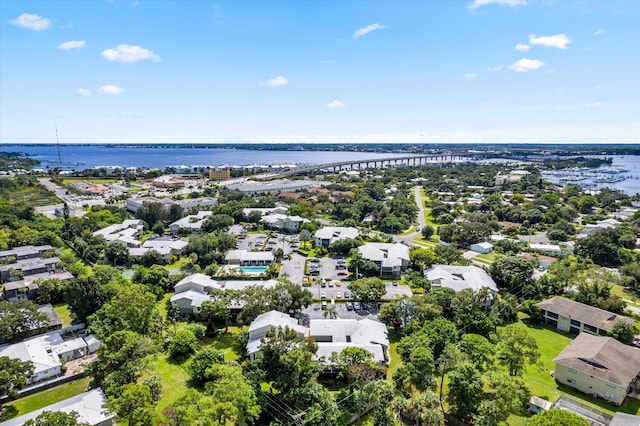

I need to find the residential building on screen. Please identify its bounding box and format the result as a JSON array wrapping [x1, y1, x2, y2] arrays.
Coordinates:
[[0, 245, 53, 262], [261, 213, 307, 232], [126, 196, 217, 213], [495, 170, 531, 185], [246, 311, 390, 365], [170, 289, 212, 316], [209, 168, 231, 181], [358, 243, 409, 277], [529, 243, 564, 255], [537, 296, 634, 336], [554, 333, 640, 405], [169, 211, 213, 234], [470, 242, 494, 254], [92, 219, 144, 247], [128, 238, 188, 261], [247, 310, 307, 360], [225, 250, 274, 266], [314, 227, 359, 248], [310, 318, 390, 365], [174, 273, 220, 294], [225, 179, 323, 195], [425, 265, 498, 295], [0, 256, 62, 283], [0, 332, 99, 384], [1, 388, 115, 426]]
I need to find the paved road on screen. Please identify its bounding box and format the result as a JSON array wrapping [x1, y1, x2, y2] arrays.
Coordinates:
[[393, 186, 425, 245], [37, 178, 106, 209]]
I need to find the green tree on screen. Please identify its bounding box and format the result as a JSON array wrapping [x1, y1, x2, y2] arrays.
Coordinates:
[[458, 333, 494, 372], [0, 356, 35, 398], [447, 362, 484, 420], [348, 277, 386, 304], [105, 242, 129, 266], [609, 321, 636, 345], [0, 300, 49, 342], [493, 324, 540, 376], [23, 410, 90, 426], [107, 383, 155, 426], [63, 276, 113, 323], [203, 364, 261, 425], [168, 329, 198, 359], [526, 409, 589, 426], [421, 225, 435, 240], [189, 348, 223, 385], [490, 256, 534, 290]]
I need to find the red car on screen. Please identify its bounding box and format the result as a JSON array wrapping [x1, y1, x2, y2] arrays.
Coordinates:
[[337, 271, 348, 276]]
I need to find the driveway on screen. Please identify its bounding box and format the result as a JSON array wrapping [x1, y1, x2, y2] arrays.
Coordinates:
[[382, 282, 413, 299], [394, 186, 425, 245]]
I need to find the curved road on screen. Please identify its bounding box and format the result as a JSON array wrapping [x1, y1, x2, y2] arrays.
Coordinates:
[[393, 186, 426, 245]]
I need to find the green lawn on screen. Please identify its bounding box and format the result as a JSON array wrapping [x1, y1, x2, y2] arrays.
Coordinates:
[[386, 332, 403, 383], [0, 377, 91, 422], [507, 323, 640, 425], [612, 285, 640, 308], [145, 353, 190, 419], [53, 303, 73, 328]]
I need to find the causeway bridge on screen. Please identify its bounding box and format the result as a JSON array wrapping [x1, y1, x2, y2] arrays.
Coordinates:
[[261, 153, 480, 179]]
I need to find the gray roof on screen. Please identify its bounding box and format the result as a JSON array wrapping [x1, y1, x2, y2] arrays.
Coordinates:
[[1, 388, 114, 426], [554, 333, 640, 387], [610, 412, 640, 426], [170, 289, 211, 308], [425, 265, 498, 293], [537, 296, 634, 332]]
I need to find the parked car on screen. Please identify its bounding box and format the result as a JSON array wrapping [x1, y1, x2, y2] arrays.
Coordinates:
[[344, 290, 350, 299], [353, 301, 361, 311], [346, 301, 353, 310], [336, 292, 342, 299], [321, 301, 327, 309], [392, 281, 398, 286], [321, 292, 327, 299], [328, 281, 334, 287], [337, 271, 348, 276]]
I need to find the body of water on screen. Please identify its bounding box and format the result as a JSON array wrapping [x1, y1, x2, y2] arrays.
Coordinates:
[[6, 145, 415, 170]]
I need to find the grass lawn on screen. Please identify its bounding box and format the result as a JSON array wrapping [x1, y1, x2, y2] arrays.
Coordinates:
[[386, 331, 403, 383], [0, 377, 91, 422], [53, 303, 73, 328], [10, 186, 59, 206], [475, 253, 502, 262], [401, 226, 417, 236], [612, 285, 640, 308], [507, 322, 640, 425], [145, 353, 190, 419], [61, 178, 121, 185]]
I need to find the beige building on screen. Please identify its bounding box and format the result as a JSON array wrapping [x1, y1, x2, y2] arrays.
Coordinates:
[[554, 333, 640, 405], [537, 296, 634, 336]]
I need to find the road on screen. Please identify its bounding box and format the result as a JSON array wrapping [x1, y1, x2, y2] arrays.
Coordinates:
[[393, 186, 426, 245], [38, 178, 105, 209]]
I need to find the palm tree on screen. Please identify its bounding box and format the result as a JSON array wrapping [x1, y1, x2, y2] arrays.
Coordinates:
[[323, 305, 337, 319]]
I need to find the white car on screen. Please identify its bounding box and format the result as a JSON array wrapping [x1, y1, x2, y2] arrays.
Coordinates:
[[336, 292, 342, 299], [321, 292, 327, 299]]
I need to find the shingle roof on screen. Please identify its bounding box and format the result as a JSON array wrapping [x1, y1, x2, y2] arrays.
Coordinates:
[[537, 296, 634, 332], [425, 265, 498, 293], [554, 333, 640, 386]]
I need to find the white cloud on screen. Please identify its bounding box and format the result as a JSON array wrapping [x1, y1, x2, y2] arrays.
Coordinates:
[[469, 0, 526, 11], [10, 13, 51, 31], [261, 76, 288, 88], [515, 43, 530, 51], [509, 58, 544, 72], [352, 23, 386, 39], [464, 73, 477, 80], [58, 40, 86, 50], [76, 88, 91, 96], [585, 102, 602, 108], [97, 85, 124, 95], [594, 29, 606, 36], [529, 34, 572, 49], [325, 100, 345, 109], [101, 44, 160, 63], [487, 65, 503, 71]]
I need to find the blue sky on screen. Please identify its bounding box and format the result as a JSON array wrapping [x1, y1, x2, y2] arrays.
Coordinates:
[[1, 0, 638, 144]]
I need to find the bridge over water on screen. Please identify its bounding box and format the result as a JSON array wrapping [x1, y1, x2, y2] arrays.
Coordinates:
[[261, 153, 481, 179]]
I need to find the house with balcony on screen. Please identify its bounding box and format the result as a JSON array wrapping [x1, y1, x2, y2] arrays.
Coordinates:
[[358, 243, 409, 277], [314, 227, 360, 248], [536, 296, 634, 336], [554, 333, 640, 406]]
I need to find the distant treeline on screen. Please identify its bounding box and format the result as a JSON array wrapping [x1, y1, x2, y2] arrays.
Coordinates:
[[542, 156, 613, 169], [0, 152, 40, 171]]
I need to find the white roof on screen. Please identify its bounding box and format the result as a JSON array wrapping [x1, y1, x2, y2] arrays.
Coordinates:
[[529, 243, 561, 251], [170, 211, 213, 230], [1, 388, 114, 426], [472, 242, 494, 249], [221, 279, 279, 291], [358, 243, 409, 267], [170, 289, 211, 308], [174, 273, 220, 293], [247, 310, 306, 355], [315, 227, 359, 241], [225, 250, 274, 263], [425, 265, 498, 293], [309, 318, 389, 346], [0, 333, 63, 376], [315, 343, 386, 363]]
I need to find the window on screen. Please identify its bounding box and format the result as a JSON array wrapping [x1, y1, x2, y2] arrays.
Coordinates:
[[604, 392, 615, 399], [568, 368, 577, 374], [546, 311, 558, 319], [583, 324, 597, 334], [570, 319, 581, 327], [567, 377, 576, 385], [607, 383, 616, 389]]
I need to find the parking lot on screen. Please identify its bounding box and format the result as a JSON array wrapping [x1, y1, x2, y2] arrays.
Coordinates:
[[299, 302, 379, 324]]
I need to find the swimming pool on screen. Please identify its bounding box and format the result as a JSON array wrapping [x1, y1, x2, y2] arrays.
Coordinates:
[[235, 266, 268, 274]]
